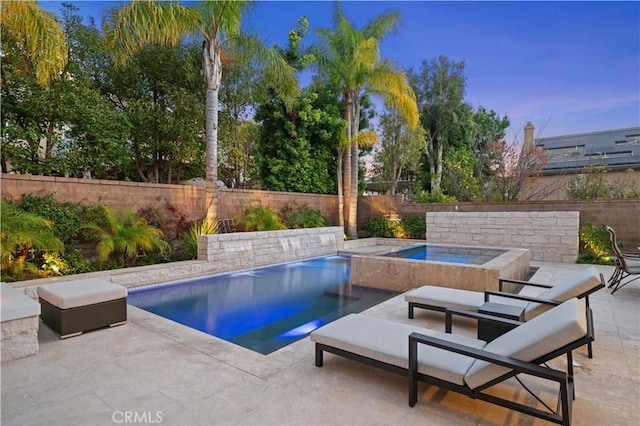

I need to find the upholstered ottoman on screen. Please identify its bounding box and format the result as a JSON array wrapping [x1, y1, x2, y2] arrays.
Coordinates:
[[37, 279, 127, 338]]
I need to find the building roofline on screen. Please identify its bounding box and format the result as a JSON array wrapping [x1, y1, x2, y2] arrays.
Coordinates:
[[536, 126, 640, 143]]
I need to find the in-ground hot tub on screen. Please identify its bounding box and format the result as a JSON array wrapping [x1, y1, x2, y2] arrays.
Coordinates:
[[347, 242, 531, 293]]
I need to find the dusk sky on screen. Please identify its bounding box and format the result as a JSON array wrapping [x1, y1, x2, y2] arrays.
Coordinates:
[[41, 1, 640, 142]]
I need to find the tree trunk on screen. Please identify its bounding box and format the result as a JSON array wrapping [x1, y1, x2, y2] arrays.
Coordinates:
[[342, 92, 352, 236], [435, 137, 443, 190], [336, 148, 344, 229], [346, 98, 360, 239], [202, 39, 222, 224]]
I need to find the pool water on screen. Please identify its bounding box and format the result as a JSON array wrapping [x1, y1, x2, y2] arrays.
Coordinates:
[[383, 244, 507, 264], [128, 256, 397, 355]]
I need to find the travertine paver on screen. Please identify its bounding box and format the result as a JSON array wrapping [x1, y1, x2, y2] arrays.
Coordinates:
[[1, 262, 639, 425]]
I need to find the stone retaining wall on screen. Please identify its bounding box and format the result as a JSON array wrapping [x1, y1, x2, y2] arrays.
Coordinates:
[[426, 211, 579, 262], [198, 227, 344, 271]]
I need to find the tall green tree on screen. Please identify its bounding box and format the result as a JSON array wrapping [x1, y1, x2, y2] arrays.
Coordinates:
[[218, 59, 262, 188], [410, 55, 469, 194], [104, 0, 298, 224], [373, 108, 424, 195], [255, 85, 345, 194], [314, 3, 418, 238]]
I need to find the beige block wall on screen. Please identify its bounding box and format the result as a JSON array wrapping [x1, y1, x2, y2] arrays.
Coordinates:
[[426, 211, 580, 262], [1, 174, 338, 235]]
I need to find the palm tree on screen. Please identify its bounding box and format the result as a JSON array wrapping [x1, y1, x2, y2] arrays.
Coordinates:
[[84, 206, 170, 265], [0, 0, 68, 87], [103, 0, 298, 224], [314, 3, 418, 239]]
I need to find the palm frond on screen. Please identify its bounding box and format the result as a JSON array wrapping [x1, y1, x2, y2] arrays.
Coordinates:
[[366, 63, 419, 130], [198, 0, 252, 39], [104, 0, 201, 68], [0, 0, 67, 86]]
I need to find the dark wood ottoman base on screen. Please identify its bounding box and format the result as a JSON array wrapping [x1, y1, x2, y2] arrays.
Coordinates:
[[39, 297, 127, 338]]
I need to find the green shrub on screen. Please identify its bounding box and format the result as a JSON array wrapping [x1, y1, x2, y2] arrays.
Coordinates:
[[280, 203, 329, 229], [413, 189, 457, 204], [401, 215, 426, 239], [17, 193, 106, 244], [362, 216, 394, 238], [236, 205, 286, 232], [578, 223, 614, 265]]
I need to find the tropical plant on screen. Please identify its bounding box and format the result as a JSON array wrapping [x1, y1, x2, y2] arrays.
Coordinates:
[[236, 205, 286, 232], [83, 206, 170, 265], [0, 201, 64, 279], [178, 219, 220, 260], [0, 0, 67, 87], [103, 0, 298, 224], [313, 2, 419, 239]]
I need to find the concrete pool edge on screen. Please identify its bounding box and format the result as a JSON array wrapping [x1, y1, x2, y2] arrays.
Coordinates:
[[347, 241, 531, 292]]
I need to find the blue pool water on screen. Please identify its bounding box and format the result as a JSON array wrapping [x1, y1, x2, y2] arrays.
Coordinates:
[[128, 256, 397, 355], [383, 244, 506, 264]]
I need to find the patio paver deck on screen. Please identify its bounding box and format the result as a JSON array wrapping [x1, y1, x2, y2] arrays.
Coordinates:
[[1, 262, 638, 425]]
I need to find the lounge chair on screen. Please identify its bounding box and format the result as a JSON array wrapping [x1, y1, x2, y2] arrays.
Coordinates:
[[404, 266, 603, 357], [606, 226, 640, 294], [311, 298, 592, 426]]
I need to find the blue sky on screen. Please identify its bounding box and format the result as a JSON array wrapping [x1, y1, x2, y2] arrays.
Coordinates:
[[41, 1, 640, 142]]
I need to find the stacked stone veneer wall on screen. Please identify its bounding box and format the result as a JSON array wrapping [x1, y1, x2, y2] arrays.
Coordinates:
[[426, 211, 579, 262], [198, 227, 344, 270]]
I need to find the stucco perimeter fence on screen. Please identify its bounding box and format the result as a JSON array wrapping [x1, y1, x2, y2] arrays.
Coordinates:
[[0, 174, 339, 235], [3, 173, 638, 247], [426, 211, 579, 262]]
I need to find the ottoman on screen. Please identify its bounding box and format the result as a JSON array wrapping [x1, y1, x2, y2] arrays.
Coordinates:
[[37, 278, 127, 338]]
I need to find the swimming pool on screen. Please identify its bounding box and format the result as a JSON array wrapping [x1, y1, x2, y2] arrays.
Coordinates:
[[383, 244, 507, 264], [128, 256, 397, 355]]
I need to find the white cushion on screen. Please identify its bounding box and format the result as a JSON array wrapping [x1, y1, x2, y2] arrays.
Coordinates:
[[37, 279, 127, 309], [1, 283, 40, 321], [404, 286, 485, 311], [464, 298, 587, 389], [404, 286, 529, 312], [524, 266, 601, 320], [311, 314, 485, 386]]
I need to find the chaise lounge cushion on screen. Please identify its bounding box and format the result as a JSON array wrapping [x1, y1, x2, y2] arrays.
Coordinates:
[[404, 286, 528, 312], [464, 298, 587, 389], [404, 266, 601, 321], [523, 267, 602, 319], [310, 314, 486, 385], [37, 279, 127, 309]]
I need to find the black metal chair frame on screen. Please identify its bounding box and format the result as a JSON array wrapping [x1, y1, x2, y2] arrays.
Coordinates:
[[409, 275, 604, 358], [409, 307, 593, 426], [606, 226, 640, 294], [314, 308, 594, 426]]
